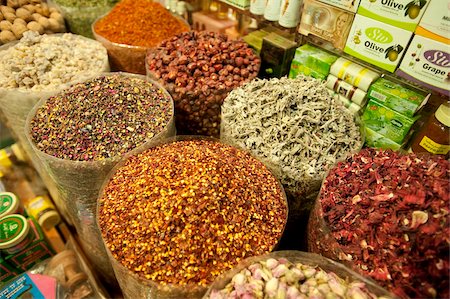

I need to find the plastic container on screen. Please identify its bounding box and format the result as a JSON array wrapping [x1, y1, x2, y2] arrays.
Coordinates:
[[25, 195, 60, 230], [97, 136, 288, 299], [0, 214, 33, 255], [204, 251, 395, 298], [25, 72, 176, 285], [48, 0, 117, 38], [0, 192, 22, 218], [92, 15, 190, 75], [0, 34, 110, 225]]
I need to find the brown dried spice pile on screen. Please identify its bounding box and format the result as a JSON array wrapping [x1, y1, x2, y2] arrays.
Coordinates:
[[98, 139, 287, 286], [310, 148, 449, 298], [29, 74, 173, 161], [221, 76, 362, 210]]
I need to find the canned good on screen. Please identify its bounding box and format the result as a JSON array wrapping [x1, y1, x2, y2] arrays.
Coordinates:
[[0, 214, 33, 255]]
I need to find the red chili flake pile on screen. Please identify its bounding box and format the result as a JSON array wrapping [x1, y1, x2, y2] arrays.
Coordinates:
[[309, 148, 449, 298], [93, 0, 189, 47], [98, 139, 287, 286]]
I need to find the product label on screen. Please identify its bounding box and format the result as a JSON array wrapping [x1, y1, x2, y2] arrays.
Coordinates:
[[345, 15, 413, 72], [10, 242, 54, 271], [0, 274, 45, 299], [358, 0, 429, 31], [415, 0, 450, 44], [26, 196, 54, 220], [0, 194, 13, 215], [397, 35, 450, 95], [419, 136, 450, 155], [0, 216, 24, 242], [317, 0, 361, 12]]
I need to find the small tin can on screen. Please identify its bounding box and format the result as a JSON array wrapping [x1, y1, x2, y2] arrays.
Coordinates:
[[0, 214, 33, 255]]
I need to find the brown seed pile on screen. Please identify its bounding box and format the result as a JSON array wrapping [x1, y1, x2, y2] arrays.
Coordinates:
[[146, 31, 260, 137], [29, 74, 173, 161], [98, 139, 287, 286]]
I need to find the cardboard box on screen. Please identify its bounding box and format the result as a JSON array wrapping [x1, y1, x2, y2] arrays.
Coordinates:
[[289, 44, 338, 79], [362, 99, 420, 144], [317, 0, 361, 12], [260, 33, 297, 78], [345, 14, 413, 72], [397, 34, 450, 96], [299, 0, 354, 50], [358, 0, 430, 32], [0, 257, 19, 283], [243, 30, 271, 53], [5, 218, 55, 272], [364, 126, 402, 150], [223, 0, 250, 10], [368, 77, 429, 117], [415, 0, 450, 44]]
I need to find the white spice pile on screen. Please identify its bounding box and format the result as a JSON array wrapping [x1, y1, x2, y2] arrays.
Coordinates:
[[221, 76, 363, 210], [0, 31, 108, 91]]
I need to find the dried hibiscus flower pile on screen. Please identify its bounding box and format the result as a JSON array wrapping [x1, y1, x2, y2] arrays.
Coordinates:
[[308, 148, 449, 298]]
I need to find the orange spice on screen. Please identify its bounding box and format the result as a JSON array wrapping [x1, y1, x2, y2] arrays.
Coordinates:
[[93, 0, 189, 47]]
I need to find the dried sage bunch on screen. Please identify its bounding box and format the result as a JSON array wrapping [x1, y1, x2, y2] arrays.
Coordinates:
[[221, 76, 362, 211]]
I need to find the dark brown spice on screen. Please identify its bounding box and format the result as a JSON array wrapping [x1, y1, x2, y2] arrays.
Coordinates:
[[308, 148, 450, 299], [98, 139, 287, 286], [146, 31, 260, 137]]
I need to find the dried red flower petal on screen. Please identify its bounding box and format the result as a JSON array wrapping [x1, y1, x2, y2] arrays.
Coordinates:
[[308, 148, 450, 298]]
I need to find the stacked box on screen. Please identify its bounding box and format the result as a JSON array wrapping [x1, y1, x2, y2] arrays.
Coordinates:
[[260, 33, 297, 78], [289, 44, 339, 80]]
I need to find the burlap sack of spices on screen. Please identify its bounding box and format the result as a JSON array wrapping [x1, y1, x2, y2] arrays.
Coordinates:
[[97, 136, 288, 298], [308, 149, 450, 299], [0, 33, 110, 223], [25, 73, 176, 285], [203, 251, 395, 299]]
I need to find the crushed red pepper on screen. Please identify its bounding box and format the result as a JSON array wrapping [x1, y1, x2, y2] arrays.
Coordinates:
[[308, 149, 449, 299], [93, 0, 189, 47]]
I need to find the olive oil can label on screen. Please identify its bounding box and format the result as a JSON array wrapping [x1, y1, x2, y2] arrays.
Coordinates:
[[344, 14, 413, 72], [415, 0, 450, 44], [0, 216, 24, 243], [358, 0, 430, 31], [397, 34, 450, 96], [317, 0, 362, 12]]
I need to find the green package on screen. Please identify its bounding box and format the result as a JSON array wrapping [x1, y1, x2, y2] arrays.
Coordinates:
[[368, 78, 428, 117], [362, 99, 419, 144], [0, 257, 19, 283], [364, 127, 402, 151], [289, 62, 327, 80], [243, 30, 270, 54], [289, 44, 338, 79]]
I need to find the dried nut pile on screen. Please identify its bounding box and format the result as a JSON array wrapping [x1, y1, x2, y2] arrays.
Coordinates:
[[310, 149, 449, 298], [208, 257, 388, 299], [221, 76, 362, 205], [0, 31, 107, 91], [98, 139, 287, 286], [147, 31, 260, 137], [29, 74, 173, 161], [0, 0, 65, 44]]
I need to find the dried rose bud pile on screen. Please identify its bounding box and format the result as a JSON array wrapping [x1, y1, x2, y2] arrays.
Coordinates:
[[207, 257, 389, 299], [146, 31, 260, 137], [221, 76, 362, 211], [29, 74, 173, 161], [310, 149, 449, 298], [98, 139, 287, 286]]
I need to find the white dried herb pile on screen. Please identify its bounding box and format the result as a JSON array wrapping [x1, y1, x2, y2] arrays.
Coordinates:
[[221, 76, 362, 212]]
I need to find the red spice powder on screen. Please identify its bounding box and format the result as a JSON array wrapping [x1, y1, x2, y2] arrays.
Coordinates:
[[93, 0, 189, 47]]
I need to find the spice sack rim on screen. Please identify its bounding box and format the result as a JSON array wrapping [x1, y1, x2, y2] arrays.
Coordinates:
[[24, 71, 175, 167]]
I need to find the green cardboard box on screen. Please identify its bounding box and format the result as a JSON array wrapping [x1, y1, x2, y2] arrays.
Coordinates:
[[289, 44, 338, 79], [0, 257, 19, 283], [362, 99, 420, 144], [260, 33, 297, 78], [364, 127, 402, 151], [243, 30, 270, 54], [368, 78, 428, 117]]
